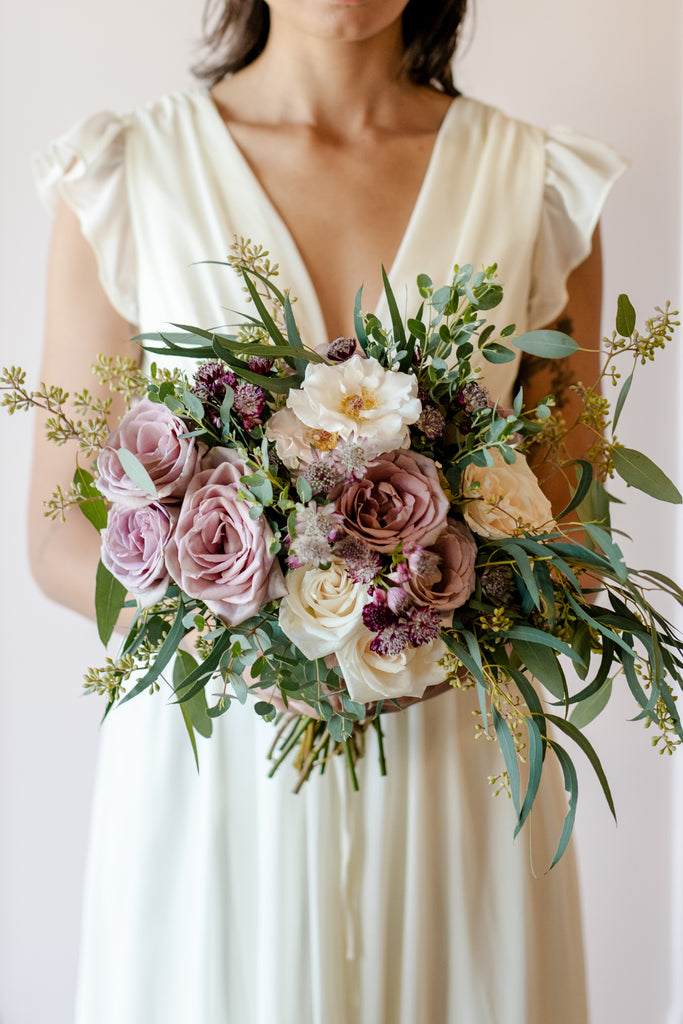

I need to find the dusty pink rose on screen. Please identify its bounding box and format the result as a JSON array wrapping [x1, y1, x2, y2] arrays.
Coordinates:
[[164, 448, 287, 625], [335, 449, 449, 553], [96, 399, 203, 507], [406, 519, 478, 611], [101, 502, 174, 606]]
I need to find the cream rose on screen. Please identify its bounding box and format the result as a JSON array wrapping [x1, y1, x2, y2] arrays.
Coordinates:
[[460, 448, 555, 540], [279, 563, 368, 659], [285, 354, 421, 454], [265, 407, 337, 467], [336, 623, 447, 703]]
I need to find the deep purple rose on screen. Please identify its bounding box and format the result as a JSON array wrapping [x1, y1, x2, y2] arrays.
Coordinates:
[[335, 449, 449, 553], [101, 502, 174, 606], [96, 399, 203, 507], [164, 448, 287, 625]]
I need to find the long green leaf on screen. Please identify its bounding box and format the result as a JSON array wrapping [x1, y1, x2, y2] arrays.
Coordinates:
[[95, 560, 127, 645], [569, 678, 613, 728], [581, 523, 627, 582], [240, 272, 288, 348], [118, 600, 188, 704], [173, 631, 233, 703], [505, 542, 540, 609], [515, 715, 544, 836], [353, 285, 369, 353], [558, 460, 593, 519], [512, 639, 568, 703], [612, 370, 634, 433], [546, 713, 616, 820], [612, 446, 682, 504], [492, 705, 521, 817], [74, 466, 108, 531], [548, 742, 579, 868], [381, 266, 407, 349], [506, 625, 585, 665]]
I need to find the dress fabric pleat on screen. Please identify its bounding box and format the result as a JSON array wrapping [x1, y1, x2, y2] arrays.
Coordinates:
[[33, 88, 626, 1024]]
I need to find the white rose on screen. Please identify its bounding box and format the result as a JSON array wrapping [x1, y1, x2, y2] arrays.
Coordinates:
[[336, 623, 447, 703], [285, 354, 421, 454], [461, 448, 555, 540], [279, 563, 369, 659]]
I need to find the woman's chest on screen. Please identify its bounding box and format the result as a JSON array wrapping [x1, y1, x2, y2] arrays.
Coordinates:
[[222, 123, 445, 339]]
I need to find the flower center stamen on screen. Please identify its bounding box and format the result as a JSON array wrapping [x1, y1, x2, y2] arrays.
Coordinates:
[[311, 429, 339, 452], [340, 388, 378, 420]]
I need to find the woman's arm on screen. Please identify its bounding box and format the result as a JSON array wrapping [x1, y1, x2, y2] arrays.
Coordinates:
[[29, 197, 139, 619], [516, 226, 603, 518]]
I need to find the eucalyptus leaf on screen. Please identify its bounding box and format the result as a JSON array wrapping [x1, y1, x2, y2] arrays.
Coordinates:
[[549, 743, 579, 868], [95, 560, 127, 646], [115, 449, 158, 498], [513, 330, 579, 359], [612, 370, 633, 433], [492, 705, 521, 817], [512, 639, 567, 702], [616, 293, 636, 338], [73, 466, 108, 532], [482, 343, 515, 364], [612, 446, 682, 504], [569, 679, 613, 729]]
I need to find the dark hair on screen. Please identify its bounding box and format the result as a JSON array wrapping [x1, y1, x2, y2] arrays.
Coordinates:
[[194, 0, 468, 97]]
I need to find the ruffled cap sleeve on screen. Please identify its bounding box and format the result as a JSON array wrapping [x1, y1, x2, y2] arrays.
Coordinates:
[[32, 111, 138, 325], [528, 126, 627, 329]]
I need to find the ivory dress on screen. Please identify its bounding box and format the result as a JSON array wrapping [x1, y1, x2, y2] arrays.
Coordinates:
[[35, 88, 625, 1024]]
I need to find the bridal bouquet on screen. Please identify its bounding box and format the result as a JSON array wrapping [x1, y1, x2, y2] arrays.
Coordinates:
[[4, 241, 682, 864]]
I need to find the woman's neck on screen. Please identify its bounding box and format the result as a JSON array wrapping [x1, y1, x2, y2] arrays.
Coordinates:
[[213, 11, 420, 138]]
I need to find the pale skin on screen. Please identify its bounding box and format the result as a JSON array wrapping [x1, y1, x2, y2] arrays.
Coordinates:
[[30, 0, 602, 711]]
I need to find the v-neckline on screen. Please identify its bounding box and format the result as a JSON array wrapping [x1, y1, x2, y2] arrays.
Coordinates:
[[197, 87, 461, 343]]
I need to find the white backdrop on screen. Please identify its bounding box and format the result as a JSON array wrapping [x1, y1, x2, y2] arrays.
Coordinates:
[[0, 2, 680, 1022]]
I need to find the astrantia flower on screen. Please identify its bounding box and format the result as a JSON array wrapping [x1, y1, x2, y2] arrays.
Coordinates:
[[233, 381, 266, 430], [246, 356, 273, 375], [369, 623, 410, 657], [300, 458, 342, 497], [334, 536, 382, 584], [289, 502, 343, 567], [329, 437, 374, 482], [416, 404, 445, 440], [480, 564, 515, 605], [327, 336, 359, 362], [361, 592, 398, 633], [407, 606, 442, 646], [192, 361, 236, 404], [286, 354, 421, 453]]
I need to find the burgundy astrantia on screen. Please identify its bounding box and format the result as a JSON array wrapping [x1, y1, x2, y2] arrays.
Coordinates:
[[192, 360, 266, 432]]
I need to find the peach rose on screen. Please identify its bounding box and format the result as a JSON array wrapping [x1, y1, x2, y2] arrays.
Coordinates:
[[460, 449, 554, 540]]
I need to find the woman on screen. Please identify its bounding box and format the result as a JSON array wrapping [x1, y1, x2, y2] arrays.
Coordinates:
[[31, 1, 624, 1021]]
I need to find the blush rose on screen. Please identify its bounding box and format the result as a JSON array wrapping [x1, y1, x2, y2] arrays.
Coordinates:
[[101, 501, 174, 607], [164, 448, 287, 625], [96, 398, 203, 507], [336, 449, 449, 553]]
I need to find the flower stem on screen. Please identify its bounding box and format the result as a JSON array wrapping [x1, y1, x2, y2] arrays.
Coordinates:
[[373, 717, 387, 776], [343, 739, 359, 791]]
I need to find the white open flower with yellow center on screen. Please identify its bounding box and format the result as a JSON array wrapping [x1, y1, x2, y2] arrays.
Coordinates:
[[286, 354, 422, 454]]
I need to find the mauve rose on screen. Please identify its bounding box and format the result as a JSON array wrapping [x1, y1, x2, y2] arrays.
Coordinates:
[[336, 449, 449, 553], [96, 399, 203, 508], [406, 519, 478, 611], [164, 448, 287, 626], [101, 502, 173, 607]]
